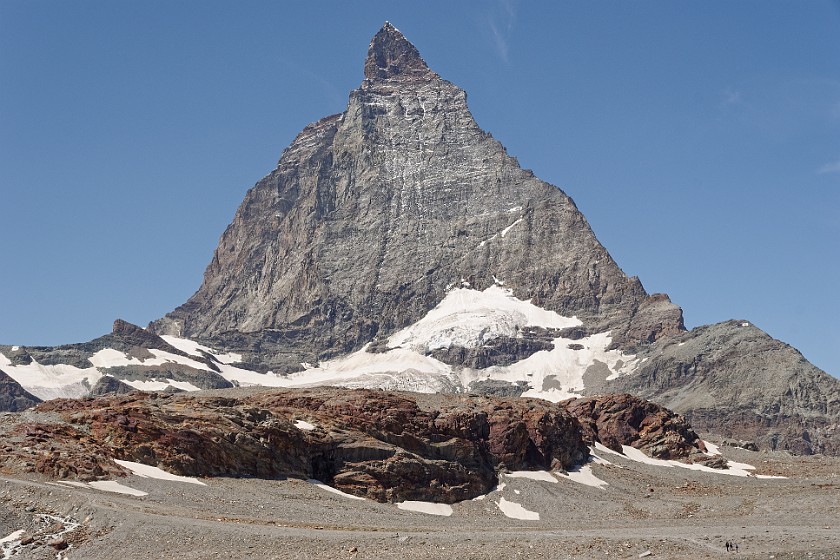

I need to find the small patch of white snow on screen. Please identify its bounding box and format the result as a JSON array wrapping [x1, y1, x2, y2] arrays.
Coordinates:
[[306, 480, 367, 500], [396, 501, 453, 516], [594, 442, 624, 457], [87, 480, 148, 496], [556, 465, 608, 489], [0, 530, 24, 544], [505, 471, 557, 483], [500, 218, 523, 238], [588, 447, 613, 465], [294, 420, 316, 431], [114, 460, 206, 485], [702, 440, 721, 456], [121, 379, 201, 392], [497, 497, 539, 520], [619, 445, 784, 478]]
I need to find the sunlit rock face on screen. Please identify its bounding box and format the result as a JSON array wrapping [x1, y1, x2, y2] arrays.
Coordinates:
[[149, 22, 679, 372]]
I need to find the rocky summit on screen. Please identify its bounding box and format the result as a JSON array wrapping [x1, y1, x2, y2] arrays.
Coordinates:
[[148, 22, 683, 367], [1, 23, 839, 457]]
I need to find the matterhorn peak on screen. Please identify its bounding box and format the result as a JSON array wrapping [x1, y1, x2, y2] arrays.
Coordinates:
[[364, 22, 431, 80]]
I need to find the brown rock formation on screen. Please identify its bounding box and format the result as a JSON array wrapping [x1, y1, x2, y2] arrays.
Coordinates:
[[12, 388, 588, 502], [564, 393, 703, 460]]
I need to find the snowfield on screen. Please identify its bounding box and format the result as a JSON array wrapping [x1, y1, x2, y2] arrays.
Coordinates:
[[2, 285, 640, 403]]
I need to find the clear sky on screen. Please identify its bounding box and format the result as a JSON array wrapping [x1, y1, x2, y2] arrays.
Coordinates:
[[1, 1, 838, 378]]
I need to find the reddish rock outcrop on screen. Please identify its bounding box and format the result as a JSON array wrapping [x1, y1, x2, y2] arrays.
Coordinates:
[[564, 393, 704, 460], [8, 388, 588, 503], [0, 389, 710, 502]]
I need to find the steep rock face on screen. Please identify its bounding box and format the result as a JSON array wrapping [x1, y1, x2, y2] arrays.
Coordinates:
[[150, 23, 682, 370], [607, 321, 840, 455], [0, 369, 41, 412]]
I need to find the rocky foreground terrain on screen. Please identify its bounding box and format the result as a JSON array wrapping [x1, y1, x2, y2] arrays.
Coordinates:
[[0, 393, 837, 559]]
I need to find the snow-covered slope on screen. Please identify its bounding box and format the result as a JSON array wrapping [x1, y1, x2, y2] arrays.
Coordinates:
[[0, 286, 637, 402]]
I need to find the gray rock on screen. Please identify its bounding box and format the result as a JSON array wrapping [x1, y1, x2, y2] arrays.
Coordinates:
[[149, 23, 683, 371], [0, 368, 41, 412], [88, 375, 136, 397], [606, 320, 840, 455]]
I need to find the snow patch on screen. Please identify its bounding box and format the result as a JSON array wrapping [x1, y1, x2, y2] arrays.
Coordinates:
[[89, 348, 210, 371], [702, 440, 721, 456], [505, 471, 557, 483], [294, 420, 316, 431], [620, 445, 783, 478], [0, 530, 24, 545], [115, 460, 206, 485], [160, 335, 241, 364], [388, 285, 580, 351], [121, 379, 201, 392], [87, 480, 148, 496], [556, 464, 608, 489], [497, 497, 539, 520], [588, 451, 613, 466], [0, 354, 102, 401], [1, 530, 24, 559], [397, 501, 453, 516], [500, 218, 522, 238], [306, 480, 367, 500]]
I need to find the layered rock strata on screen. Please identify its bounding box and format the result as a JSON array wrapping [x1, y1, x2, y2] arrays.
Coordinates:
[[0, 389, 706, 502]]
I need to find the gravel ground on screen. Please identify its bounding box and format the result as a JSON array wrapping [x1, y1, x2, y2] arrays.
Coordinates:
[[1, 441, 839, 559]]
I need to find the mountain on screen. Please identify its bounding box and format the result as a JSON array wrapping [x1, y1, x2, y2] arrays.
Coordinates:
[[1, 23, 838, 456], [148, 22, 684, 372]]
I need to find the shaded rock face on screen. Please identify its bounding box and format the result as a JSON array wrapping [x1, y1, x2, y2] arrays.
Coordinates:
[[88, 375, 135, 397], [2, 388, 593, 502], [149, 23, 683, 370], [0, 369, 41, 412], [607, 321, 840, 455], [564, 393, 703, 460]]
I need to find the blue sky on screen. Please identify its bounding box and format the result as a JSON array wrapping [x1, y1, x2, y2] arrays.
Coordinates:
[[1, 1, 838, 378]]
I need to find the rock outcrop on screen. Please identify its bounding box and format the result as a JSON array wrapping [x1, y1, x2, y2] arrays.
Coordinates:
[[564, 393, 703, 460], [607, 321, 840, 455], [0, 369, 41, 412], [88, 375, 136, 397], [0, 388, 717, 502]]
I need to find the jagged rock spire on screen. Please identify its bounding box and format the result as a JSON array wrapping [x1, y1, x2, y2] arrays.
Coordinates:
[[364, 22, 431, 80]]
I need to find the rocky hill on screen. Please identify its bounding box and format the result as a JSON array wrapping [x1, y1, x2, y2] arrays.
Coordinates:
[[0, 388, 706, 502]]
